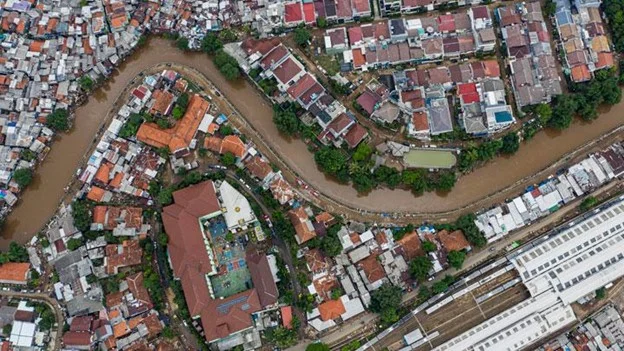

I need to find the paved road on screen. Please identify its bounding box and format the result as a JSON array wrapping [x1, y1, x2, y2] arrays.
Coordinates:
[[0, 291, 64, 350]]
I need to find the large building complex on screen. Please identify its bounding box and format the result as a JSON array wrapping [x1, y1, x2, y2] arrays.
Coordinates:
[[407, 198, 624, 351]]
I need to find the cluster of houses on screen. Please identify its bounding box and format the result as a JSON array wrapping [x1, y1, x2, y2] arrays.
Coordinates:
[[553, 0, 614, 82], [0, 300, 53, 349], [286, 204, 473, 333], [324, 7, 496, 72], [61, 274, 169, 350], [475, 142, 624, 243], [233, 39, 369, 149], [353, 58, 513, 138], [538, 304, 624, 351], [497, 2, 563, 108]]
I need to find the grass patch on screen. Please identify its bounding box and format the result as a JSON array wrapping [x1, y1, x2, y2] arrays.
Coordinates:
[[316, 54, 340, 76]]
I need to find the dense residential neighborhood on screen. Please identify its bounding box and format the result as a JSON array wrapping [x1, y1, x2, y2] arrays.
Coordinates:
[[0, 0, 622, 349]]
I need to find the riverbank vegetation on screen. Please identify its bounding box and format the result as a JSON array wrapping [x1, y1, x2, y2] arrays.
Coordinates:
[[45, 109, 70, 132], [604, 0, 624, 53]]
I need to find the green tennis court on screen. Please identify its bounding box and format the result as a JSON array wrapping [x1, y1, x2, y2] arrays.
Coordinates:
[[403, 149, 457, 169]]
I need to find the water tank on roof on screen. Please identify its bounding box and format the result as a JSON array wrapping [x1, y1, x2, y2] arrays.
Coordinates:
[[426, 26, 434, 33]]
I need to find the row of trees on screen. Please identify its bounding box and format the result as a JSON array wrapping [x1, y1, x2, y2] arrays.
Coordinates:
[[314, 144, 458, 194], [458, 133, 520, 172], [604, 0, 624, 53]]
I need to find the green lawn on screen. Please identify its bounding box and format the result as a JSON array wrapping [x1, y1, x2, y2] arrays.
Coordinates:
[[403, 149, 457, 169]]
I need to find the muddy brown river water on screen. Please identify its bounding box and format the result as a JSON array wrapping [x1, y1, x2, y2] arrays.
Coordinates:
[[1, 37, 622, 246]]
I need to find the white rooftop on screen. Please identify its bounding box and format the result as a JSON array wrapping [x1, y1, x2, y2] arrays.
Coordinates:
[[218, 181, 256, 230]]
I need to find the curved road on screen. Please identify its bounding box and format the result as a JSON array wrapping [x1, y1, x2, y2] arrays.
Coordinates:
[[3, 37, 623, 243]]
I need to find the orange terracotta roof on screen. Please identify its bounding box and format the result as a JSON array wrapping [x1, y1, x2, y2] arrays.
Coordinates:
[[113, 321, 130, 338], [571, 64, 591, 82], [288, 207, 316, 244], [127, 316, 143, 330], [397, 231, 423, 260], [358, 254, 385, 284], [94, 162, 112, 184], [315, 212, 334, 226], [137, 94, 210, 152], [318, 298, 346, 321], [109, 172, 124, 188], [437, 229, 470, 252], [93, 205, 107, 224], [0, 262, 30, 284], [352, 48, 366, 68], [220, 135, 246, 158], [108, 309, 121, 320], [87, 186, 106, 202], [149, 90, 174, 115], [204, 136, 222, 152], [281, 306, 293, 329], [29, 40, 44, 53], [597, 52, 614, 69]]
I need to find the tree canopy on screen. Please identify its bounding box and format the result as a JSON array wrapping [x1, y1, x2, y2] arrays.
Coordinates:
[[273, 107, 299, 136], [202, 33, 223, 54], [72, 200, 91, 232], [447, 250, 466, 269], [46, 109, 70, 132], [369, 283, 403, 324], [213, 50, 240, 80], [306, 343, 330, 351], [293, 27, 312, 47], [12, 168, 33, 188], [409, 256, 433, 281]]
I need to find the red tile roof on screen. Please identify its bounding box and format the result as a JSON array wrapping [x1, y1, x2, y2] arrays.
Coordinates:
[[244, 156, 273, 180], [200, 289, 261, 342], [285, 2, 304, 23], [163, 181, 220, 291], [303, 3, 316, 23], [246, 250, 279, 307], [259, 45, 289, 70], [288, 207, 317, 244], [412, 111, 429, 132], [0, 262, 30, 284], [358, 254, 385, 284], [437, 230, 470, 252], [318, 298, 346, 321], [397, 231, 423, 260], [352, 48, 366, 68], [63, 332, 92, 347], [137, 94, 210, 152], [344, 123, 368, 149], [273, 57, 303, 85], [281, 306, 293, 329]]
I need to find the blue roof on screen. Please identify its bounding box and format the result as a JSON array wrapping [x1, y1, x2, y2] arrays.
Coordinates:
[[555, 11, 573, 25], [495, 111, 513, 123]]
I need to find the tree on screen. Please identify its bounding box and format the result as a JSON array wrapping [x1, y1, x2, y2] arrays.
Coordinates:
[[12, 168, 33, 188], [422, 241, 437, 253], [373, 165, 401, 189], [201, 33, 223, 54], [221, 152, 236, 167], [402, 169, 428, 194], [549, 94, 577, 130], [213, 50, 240, 81], [436, 171, 456, 192], [176, 37, 190, 51], [316, 17, 328, 28], [534, 103, 552, 125], [162, 326, 175, 339], [79, 76, 94, 91], [432, 280, 448, 294], [320, 225, 343, 257], [369, 283, 402, 324], [543, 0, 557, 16], [409, 256, 433, 281], [72, 200, 91, 232], [172, 105, 185, 120], [418, 285, 431, 301], [220, 63, 241, 80], [156, 118, 171, 129], [219, 125, 234, 136], [351, 168, 376, 193], [314, 147, 347, 176], [595, 287, 606, 299], [2, 324, 11, 336], [293, 27, 312, 47], [500, 133, 520, 154], [157, 187, 174, 205], [273, 108, 299, 135], [46, 109, 70, 132], [20, 149, 36, 162], [67, 238, 84, 251], [119, 113, 144, 138], [580, 196, 599, 211], [352, 143, 372, 162], [268, 326, 298, 348], [455, 213, 486, 248], [447, 250, 466, 269], [219, 29, 238, 43], [6, 242, 29, 262]]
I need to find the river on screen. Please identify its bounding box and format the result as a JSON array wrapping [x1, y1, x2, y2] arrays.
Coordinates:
[[1, 37, 622, 246]]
